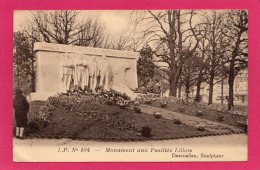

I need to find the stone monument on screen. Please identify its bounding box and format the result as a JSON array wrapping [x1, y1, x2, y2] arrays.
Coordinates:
[[30, 42, 139, 101]]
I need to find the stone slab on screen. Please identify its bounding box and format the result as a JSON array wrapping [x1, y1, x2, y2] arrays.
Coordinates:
[[31, 42, 139, 101]]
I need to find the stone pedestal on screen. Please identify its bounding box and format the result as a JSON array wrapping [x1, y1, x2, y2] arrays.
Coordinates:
[[30, 42, 139, 101]]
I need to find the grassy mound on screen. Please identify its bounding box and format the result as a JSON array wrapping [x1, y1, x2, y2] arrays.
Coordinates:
[[26, 94, 214, 141]]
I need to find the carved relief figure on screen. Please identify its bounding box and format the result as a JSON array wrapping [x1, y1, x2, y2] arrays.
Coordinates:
[[60, 52, 136, 99], [61, 53, 75, 92], [81, 55, 90, 90], [75, 55, 86, 89], [82, 56, 96, 90], [61, 53, 68, 93], [96, 55, 110, 91], [88, 56, 98, 92]]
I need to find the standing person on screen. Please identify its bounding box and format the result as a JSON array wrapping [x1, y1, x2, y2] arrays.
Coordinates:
[[13, 88, 29, 139]]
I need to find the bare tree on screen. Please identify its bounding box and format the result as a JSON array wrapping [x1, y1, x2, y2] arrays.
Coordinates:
[[23, 10, 107, 47], [223, 10, 248, 110], [201, 11, 228, 105], [109, 18, 146, 51], [17, 10, 109, 90], [110, 30, 134, 50], [132, 10, 201, 97], [194, 33, 209, 102], [180, 53, 202, 99]]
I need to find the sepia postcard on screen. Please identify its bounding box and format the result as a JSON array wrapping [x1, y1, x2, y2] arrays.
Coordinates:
[[1, 0, 260, 169], [12, 9, 248, 162]]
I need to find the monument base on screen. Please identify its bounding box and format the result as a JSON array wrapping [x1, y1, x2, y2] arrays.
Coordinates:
[[30, 92, 57, 101]]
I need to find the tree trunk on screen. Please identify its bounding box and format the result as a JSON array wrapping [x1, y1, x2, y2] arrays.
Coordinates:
[[185, 81, 190, 99], [195, 71, 203, 102], [227, 25, 244, 110], [228, 59, 235, 110], [169, 66, 178, 97], [167, 11, 178, 97], [169, 76, 178, 97], [208, 74, 214, 105], [221, 74, 224, 105], [178, 85, 181, 98]]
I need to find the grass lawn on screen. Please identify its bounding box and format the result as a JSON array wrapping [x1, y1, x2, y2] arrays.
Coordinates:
[[150, 102, 247, 129], [24, 101, 216, 141]]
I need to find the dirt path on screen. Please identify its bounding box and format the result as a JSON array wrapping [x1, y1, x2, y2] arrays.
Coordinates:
[[140, 105, 244, 134]]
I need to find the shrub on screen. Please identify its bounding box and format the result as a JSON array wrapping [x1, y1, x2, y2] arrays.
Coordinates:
[[28, 118, 48, 133], [106, 100, 114, 105], [47, 96, 60, 107], [101, 90, 131, 108], [153, 112, 162, 119], [216, 114, 224, 121], [49, 93, 106, 111], [158, 98, 168, 107], [196, 125, 205, 131], [135, 93, 159, 104], [178, 107, 185, 113], [196, 110, 203, 116], [135, 95, 188, 106], [34, 101, 54, 122], [133, 86, 148, 94], [160, 102, 168, 108], [56, 95, 81, 111], [173, 118, 182, 125], [133, 106, 141, 114], [27, 121, 40, 133], [144, 100, 152, 104], [33, 94, 107, 129], [217, 108, 223, 113], [119, 104, 127, 109], [64, 86, 93, 96], [117, 99, 130, 109], [237, 120, 247, 131], [141, 126, 152, 137], [30, 96, 58, 132], [43, 95, 82, 112]]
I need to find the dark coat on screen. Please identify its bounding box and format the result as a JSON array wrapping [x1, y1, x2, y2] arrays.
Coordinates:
[[13, 90, 29, 127]]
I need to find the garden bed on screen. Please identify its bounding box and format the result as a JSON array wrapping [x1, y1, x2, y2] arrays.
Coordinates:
[[23, 94, 218, 141]]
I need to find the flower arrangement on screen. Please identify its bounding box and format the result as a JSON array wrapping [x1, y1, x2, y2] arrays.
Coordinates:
[[101, 90, 131, 108]]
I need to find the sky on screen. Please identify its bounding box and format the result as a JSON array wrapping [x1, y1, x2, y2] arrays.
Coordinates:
[[13, 10, 218, 43], [13, 10, 132, 41]]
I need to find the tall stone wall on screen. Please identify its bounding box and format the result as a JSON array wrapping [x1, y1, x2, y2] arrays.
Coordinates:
[[30, 42, 139, 101]]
